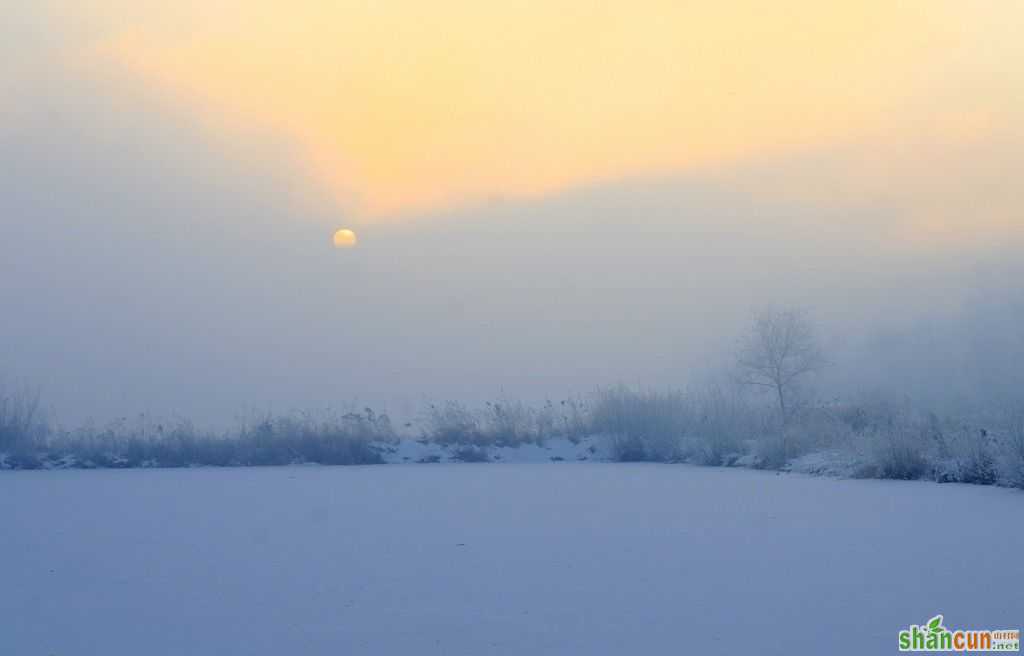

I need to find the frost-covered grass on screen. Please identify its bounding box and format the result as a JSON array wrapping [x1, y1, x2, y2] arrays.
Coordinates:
[[3, 386, 1024, 491], [1, 409, 390, 469], [422, 398, 590, 446], [586, 389, 1024, 489], [1, 464, 1019, 655]]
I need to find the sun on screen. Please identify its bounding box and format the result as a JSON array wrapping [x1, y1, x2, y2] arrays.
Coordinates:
[[333, 228, 358, 249]]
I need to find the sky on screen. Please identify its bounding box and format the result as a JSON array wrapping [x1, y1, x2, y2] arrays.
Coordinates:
[[2, 1, 1022, 426]]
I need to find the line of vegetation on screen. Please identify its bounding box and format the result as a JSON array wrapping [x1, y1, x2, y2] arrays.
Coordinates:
[[0, 401, 391, 469], [3, 384, 1022, 490], [2, 308, 1022, 489], [416, 388, 1024, 489]]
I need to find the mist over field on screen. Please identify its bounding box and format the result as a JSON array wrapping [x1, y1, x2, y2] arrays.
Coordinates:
[[4, 21, 1023, 426]]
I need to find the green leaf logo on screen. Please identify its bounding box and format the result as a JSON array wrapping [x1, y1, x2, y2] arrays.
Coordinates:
[[927, 615, 945, 634]]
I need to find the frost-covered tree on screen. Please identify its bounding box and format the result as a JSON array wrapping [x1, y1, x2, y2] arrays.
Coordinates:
[[736, 308, 826, 422]]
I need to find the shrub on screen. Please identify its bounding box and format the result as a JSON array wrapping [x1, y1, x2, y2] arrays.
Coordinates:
[[752, 432, 789, 470], [858, 427, 929, 480], [423, 401, 484, 445], [994, 408, 1024, 488], [550, 397, 589, 443], [481, 400, 540, 446], [0, 385, 47, 452], [683, 387, 763, 465], [752, 408, 854, 469], [590, 387, 689, 462], [930, 422, 997, 485], [607, 434, 649, 462]]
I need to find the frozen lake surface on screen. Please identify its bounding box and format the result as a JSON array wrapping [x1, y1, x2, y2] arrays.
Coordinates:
[[3, 463, 1020, 655]]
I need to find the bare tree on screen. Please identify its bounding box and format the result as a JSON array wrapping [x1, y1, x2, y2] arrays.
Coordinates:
[[736, 308, 826, 422]]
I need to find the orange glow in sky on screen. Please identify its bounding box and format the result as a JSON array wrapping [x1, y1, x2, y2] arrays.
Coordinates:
[[80, 0, 1022, 221]]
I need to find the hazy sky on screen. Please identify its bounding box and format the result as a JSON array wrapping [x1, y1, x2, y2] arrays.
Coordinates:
[[2, 1, 1021, 425]]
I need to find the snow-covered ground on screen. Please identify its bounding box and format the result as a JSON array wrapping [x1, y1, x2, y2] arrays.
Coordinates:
[[2, 464, 1020, 655]]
